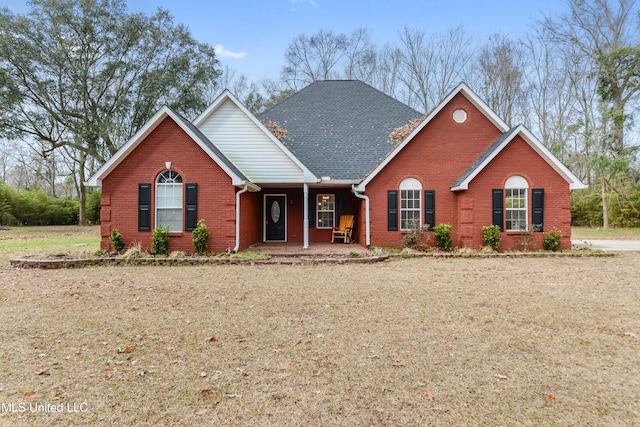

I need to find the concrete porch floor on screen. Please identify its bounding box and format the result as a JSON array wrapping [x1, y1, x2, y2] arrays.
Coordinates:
[[245, 242, 372, 257]]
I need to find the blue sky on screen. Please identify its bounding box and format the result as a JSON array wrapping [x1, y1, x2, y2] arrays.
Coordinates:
[[5, 0, 568, 82]]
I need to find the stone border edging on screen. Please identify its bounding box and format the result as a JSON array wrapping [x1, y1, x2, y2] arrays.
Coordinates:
[[9, 256, 272, 269], [9, 251, 612, 269]]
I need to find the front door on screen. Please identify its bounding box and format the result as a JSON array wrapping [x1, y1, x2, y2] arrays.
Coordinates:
[[265, 195, 286, 241]]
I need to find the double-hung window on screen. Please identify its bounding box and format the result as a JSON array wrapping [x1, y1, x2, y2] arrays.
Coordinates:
[[316, 194, 335, 228], [400, 178, 422, 230], [156, 170, 183, 232], [505, 176, 528, 231]]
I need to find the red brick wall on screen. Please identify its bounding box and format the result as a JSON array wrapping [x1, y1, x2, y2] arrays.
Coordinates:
[[461, 135, 572, 250], [100, 117, 239, 253], [366, 93, 502, 248], [365, 93, 573, 250], [239, 191, 262, 250]]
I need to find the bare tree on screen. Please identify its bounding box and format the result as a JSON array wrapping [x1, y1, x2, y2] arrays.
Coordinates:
[[209, 64, 255, 101], [282, 29, 347, 89], [368, 43, 404, 100], [476, 34, 527, 126], [523, 34, 574, 159], [398, 26, 475, 112], [343, 28, 376, 81]]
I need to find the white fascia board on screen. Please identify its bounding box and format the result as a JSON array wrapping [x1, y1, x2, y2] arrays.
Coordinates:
[[313, 179, 360, 187], [194, 89, 317, 183], [451, 125, 587, 191], [357, 82, 510, 191], [85, 105, 247, 187]]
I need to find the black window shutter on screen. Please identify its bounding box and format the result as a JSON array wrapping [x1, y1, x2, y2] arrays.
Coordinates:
[[531, 188, 544, 232], [185, 183, 198, 231], [138, 183, 151, 232], [388, 190, 398, 231], [424, 190, 435, 231], [492, 189, 504, 231], [336, 193, 346, 219], [308, 192, 315, 229]]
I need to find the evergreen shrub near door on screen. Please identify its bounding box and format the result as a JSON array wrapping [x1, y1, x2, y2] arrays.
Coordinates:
[[152, 226, 170, 255]]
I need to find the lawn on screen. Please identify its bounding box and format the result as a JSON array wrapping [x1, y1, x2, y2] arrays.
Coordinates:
[[0, 226, 100, 267], [1, 252, 638, 425], [571, 226, 640, 240]]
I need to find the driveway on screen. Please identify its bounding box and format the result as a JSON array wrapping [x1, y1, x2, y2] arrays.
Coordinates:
[[572, 239, 640, 251]]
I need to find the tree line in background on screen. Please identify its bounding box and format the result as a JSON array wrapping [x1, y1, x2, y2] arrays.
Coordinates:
[[1, 0, 640, 228]]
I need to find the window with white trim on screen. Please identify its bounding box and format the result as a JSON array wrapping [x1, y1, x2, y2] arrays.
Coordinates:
[[505, 176, 528, 231], [316, 194, 335, 228], [400, 178, 421, 230], [156, 170, 183, 232]]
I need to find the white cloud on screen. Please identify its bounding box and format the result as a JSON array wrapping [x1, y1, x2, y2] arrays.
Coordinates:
[[214, 44, 246, 59]]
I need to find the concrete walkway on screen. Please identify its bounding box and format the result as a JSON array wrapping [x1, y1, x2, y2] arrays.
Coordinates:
[[572, 239, 640, 251]]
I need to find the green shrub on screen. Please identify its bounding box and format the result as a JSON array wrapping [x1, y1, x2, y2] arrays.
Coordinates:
[[482, 225, 502, 251], [86, 190, 102, 224], [543, 228, 562, 252], [0, 184, 78, 225], [191, 219, 210, 255], [433, 223, 453, 251], [151, 225, 170, 255], [109, 229, 125, 253]]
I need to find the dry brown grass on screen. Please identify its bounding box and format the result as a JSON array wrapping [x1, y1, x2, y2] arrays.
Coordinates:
[[1, 255, 639, 426]]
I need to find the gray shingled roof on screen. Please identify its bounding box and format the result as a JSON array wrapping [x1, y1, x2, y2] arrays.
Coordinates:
[[171, 107, 249, 182], [259, 80, 423, 181], [451, 127, 519, 188]]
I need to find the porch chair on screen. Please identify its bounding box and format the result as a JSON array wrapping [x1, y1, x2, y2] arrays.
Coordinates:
[[331, 215, 354, 243]]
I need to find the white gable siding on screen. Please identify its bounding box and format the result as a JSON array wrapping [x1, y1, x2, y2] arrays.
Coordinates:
[[197, 99, 305, 183]]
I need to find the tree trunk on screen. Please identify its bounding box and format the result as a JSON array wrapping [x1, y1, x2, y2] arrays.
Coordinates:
[[77, 155, 87, 226], [601, 178, 609, 229]]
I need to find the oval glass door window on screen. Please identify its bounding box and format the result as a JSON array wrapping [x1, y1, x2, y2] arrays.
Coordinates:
[[270, 200, 281, 223]]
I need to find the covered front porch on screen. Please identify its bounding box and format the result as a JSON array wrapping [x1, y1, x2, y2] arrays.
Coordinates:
[[242, 183, 364, 249]]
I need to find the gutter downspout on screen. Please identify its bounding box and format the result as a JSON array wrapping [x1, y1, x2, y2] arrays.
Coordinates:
[[352, 185, 370, 247], [233, 184, 250, 253]]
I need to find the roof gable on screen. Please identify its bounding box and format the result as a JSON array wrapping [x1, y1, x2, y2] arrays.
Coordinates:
[[86, 106, 249, 187], [451, 125, 587, 190], [259, 80, 424, 181], [356, 82, 510, 190], [194, 90, 315, 183]]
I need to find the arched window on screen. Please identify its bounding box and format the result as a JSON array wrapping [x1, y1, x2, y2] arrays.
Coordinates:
[[400, 178, 422, 230], [505, 176, 528, 231], [156, 170, 183, 232]]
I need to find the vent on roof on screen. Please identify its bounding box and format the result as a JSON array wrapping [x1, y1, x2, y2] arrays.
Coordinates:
[[453, 109, 467, 123]]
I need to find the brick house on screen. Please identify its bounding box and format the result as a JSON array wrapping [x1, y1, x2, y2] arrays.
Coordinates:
[[87, 80, 585, 253]]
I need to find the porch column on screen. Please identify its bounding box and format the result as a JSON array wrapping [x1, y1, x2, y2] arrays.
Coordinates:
[[303, 183, 309, 248]]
